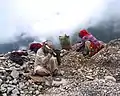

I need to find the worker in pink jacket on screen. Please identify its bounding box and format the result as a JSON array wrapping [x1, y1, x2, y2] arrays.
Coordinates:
[[72, 29, 105, 56]]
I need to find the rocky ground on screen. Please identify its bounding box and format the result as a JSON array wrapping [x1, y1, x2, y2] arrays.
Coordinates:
[[0, 39, 120, 96]]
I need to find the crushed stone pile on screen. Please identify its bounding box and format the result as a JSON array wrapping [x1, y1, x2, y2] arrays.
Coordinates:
[[46, 39, 120, 96], [91, 38, 120, 82], [0, 39, 120, 96], [46, 78, 119, 96], [0, 51, 46, 96]]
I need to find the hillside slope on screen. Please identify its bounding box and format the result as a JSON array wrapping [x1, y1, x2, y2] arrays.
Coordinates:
[[0, 38, 120, 96]]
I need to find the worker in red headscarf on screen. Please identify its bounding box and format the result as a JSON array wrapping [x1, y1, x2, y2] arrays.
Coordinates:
[[80, 29, 105, 56], [74, 29, 105, 57]]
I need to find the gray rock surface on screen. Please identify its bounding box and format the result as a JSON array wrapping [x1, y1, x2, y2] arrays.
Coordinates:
[[11, 69, 19, 79], [0, 79, 2, 85]]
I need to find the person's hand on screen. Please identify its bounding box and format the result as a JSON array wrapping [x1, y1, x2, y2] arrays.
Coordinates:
[[45, 45, 53, 54], [48, 53, 52, 57], [48, 48, 54, 54]]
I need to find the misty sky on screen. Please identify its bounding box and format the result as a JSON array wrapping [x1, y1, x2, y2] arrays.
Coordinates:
[[0, 0, 118, 43]]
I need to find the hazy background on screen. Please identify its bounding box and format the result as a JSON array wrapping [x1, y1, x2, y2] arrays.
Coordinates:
[[0, 0, 120, 53]]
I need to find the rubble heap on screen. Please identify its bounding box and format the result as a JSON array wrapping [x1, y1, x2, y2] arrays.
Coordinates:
[[0, 39, 120, 96], [0, 51, 45, 96], [92, 38, 120, 81], [47, 39, 120, 96]]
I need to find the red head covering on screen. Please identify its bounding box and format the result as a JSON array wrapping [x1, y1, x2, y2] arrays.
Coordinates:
[[79, 29, 90, 38], [29, 43, 43, 49]]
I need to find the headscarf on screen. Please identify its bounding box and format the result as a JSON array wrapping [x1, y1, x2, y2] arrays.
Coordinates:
[[79, 29, 90, 38]]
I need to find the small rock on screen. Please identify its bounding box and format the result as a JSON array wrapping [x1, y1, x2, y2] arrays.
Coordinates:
[[11, 69, 19, 79], [54, 77, 62, 81], [61, 71, 64, 75], [7, 76, 12, 80], [15, 64, 20, 68], [88, 69, 93, 72], [20, 91, 24, 94], [8, 84, 16, 88], [19, 82, 25, 89], [2, 93, 7, 96], [78, 69, 81, 72], [0, 79, 2, 85], [10, 67, 20, 71], [1, 87, 7, 93], [33, 84, 38, 89], [105, 76, 116, 82], [104, 90, 107, 93], [22, 64, 27, 69], [9, 81, 12, 84], [20, 66, 24, 70], [45, 80, 51, 87], [29, 87, 35, 91], [29, 61, 34, 64], [35, 90, 39, 95], [20, 94, 25, 96], [1, 84, 7, 93], [60, 53, 63, 57], [52, 81, 61, 87], [11, 94, 17, 96], [6, 80, 10, 84], [2, 76, 7, 81], [100, 79, 106, 82], [12, 79, 18, 84], [44, 76, 53, 87], [0, 67, 4, 70], [86, 76, 94, 80], [1, 84, 8, 88], [12, 63, 16, 65], [52, 79, 67, 87], [76, 55, 80, 57], [23, 85, 27, 89], [73, 70, 76, 73], [0, 54, 4, 57], [28, 80, 33, 84], [7, 87, 14, 94], [24, 90, 29, 94], [38, 85, 43, 91], [12, 88, 20, 95], [5, 68, 12, 72], [0, 57, 6, 60], [7, 60, 11, 63], [29, 91, 33, 94], [25, 82, 30, 86], [0, 69, 6, 73]]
